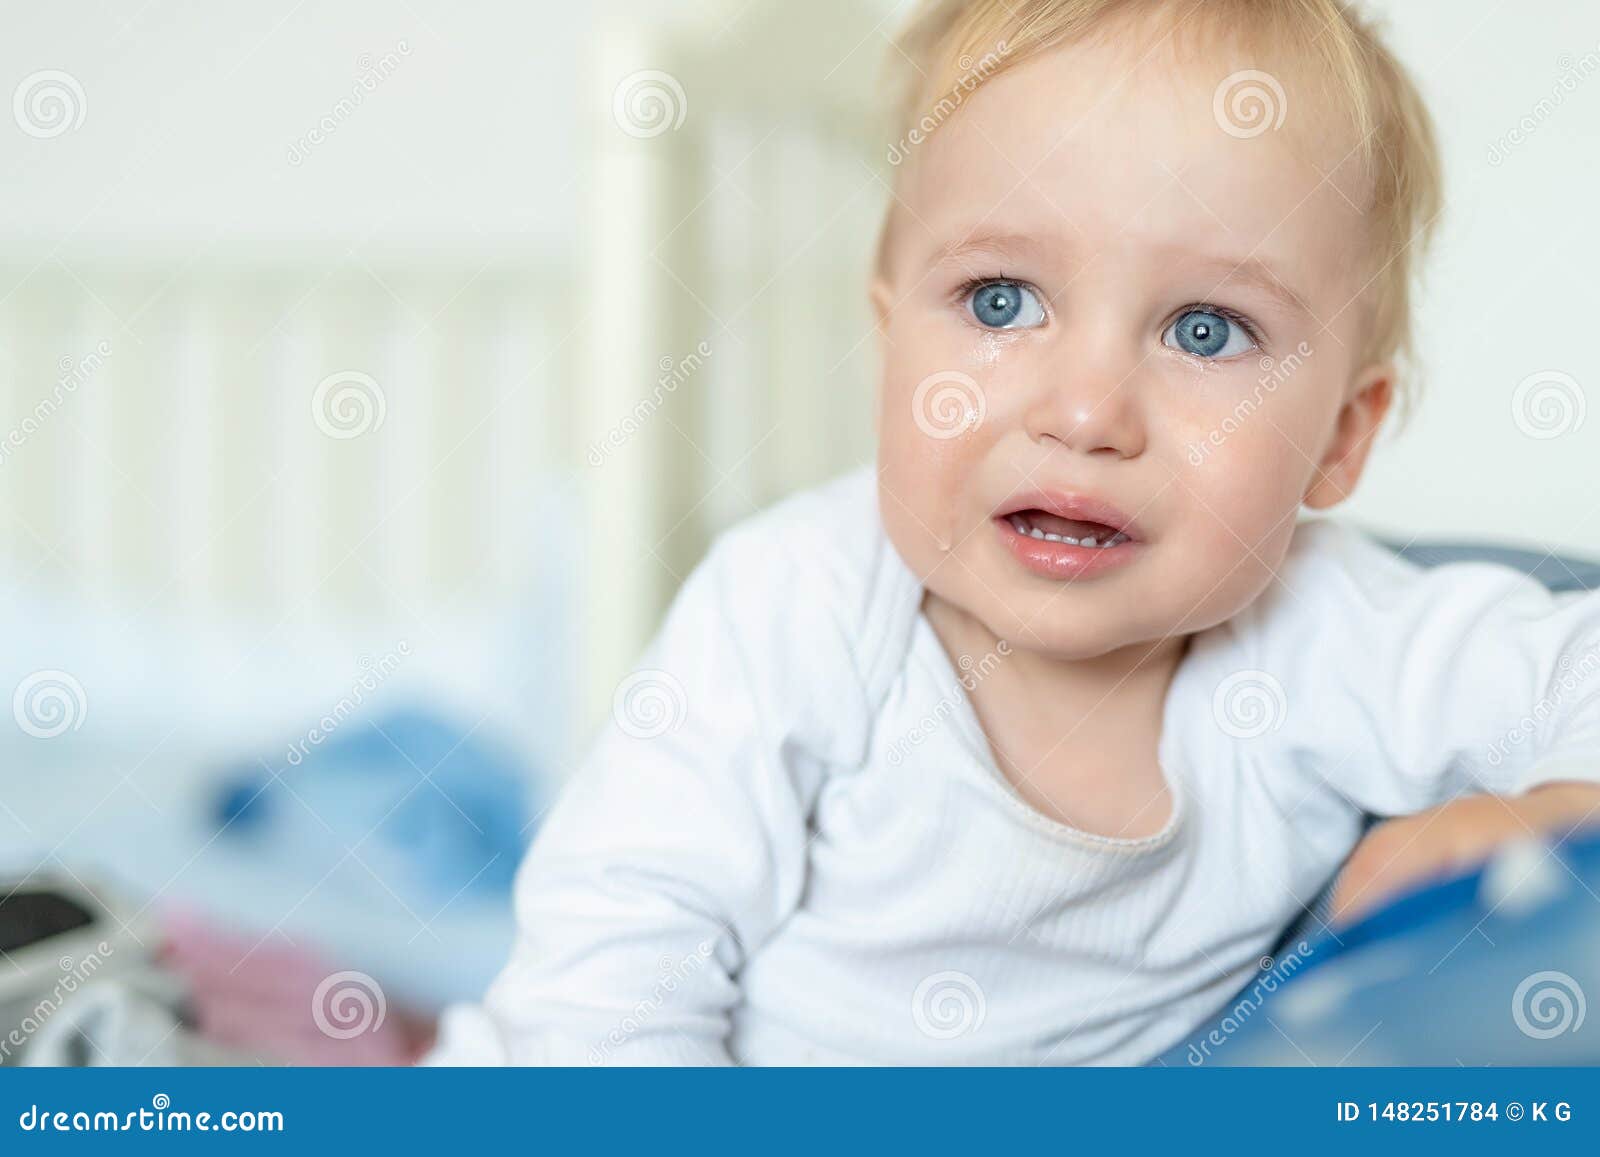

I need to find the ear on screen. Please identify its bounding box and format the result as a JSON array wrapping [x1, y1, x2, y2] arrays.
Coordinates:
[[1303, 362, 1393, 510]]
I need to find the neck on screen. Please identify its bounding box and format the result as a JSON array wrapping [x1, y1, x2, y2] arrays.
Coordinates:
[[921, 590, 1190, 839]]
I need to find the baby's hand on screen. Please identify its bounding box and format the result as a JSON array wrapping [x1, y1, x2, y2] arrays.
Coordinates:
[[1331, 781, 1600, 924]]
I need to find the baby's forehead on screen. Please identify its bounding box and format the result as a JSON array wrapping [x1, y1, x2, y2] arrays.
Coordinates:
[[898, 36, 1372, 284]]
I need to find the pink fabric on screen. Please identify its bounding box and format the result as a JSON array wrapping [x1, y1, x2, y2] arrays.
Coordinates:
[[159, 908, 432, 1065]]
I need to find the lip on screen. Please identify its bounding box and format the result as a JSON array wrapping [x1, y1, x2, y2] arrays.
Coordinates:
[[996, 488, 1143, 540], [993, 487, 1144, 581]]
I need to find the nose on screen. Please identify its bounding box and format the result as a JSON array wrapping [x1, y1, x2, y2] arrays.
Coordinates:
[[1022, 355, 1147, 459]]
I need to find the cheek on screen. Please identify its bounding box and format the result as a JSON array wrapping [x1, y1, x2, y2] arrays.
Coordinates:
[[1162, 401, 1319, 627], [1165, 460, 1301, 635], [877, 399, 987, 559], [1171, 371, 1347, 532], [1189, 432, 1307, 541], [877, 327, 1002, 558]]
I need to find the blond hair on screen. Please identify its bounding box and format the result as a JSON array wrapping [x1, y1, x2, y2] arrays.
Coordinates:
[[880, 0, 1443, 408]]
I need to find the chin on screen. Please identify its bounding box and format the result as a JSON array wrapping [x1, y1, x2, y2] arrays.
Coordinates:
[[999, 608, 1160, 660], [940, 576, 1131, 655]]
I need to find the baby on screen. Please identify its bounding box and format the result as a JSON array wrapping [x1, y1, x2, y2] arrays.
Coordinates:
[[436, 0, 1600, 1065]]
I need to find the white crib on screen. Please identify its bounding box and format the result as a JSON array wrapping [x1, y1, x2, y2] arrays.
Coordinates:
[[0, 0, 891, 744]]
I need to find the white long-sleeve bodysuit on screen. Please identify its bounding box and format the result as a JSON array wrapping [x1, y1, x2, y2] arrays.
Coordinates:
[[429, 466, 1600, 1065]]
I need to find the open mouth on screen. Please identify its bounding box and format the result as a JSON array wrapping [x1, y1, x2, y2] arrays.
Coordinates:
[[992, 491, 1142, 580], [1002, 509, 1132, 549]]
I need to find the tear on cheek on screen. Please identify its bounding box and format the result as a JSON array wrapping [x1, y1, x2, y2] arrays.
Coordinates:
[[881, 435, 966, 557], [923, 441, 970, 554]]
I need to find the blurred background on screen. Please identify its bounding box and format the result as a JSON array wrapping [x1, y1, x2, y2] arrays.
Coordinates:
[[0, 0, 1597, 1063]]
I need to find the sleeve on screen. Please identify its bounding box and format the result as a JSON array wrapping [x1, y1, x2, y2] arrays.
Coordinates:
[[427, 525, 870, 1066], [1259, 523, 1600, 816]]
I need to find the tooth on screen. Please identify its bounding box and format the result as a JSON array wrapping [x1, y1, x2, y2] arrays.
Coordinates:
[[1079, 535, 1098, 548], [1030, 528, 1045, 540], [1060, 536, 1079, 546], [1010, 516, 1027, 534]]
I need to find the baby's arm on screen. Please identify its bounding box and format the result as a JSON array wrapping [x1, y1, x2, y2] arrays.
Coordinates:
[[1269, 526, 1600, 918], [442, 525, 862, 1065]]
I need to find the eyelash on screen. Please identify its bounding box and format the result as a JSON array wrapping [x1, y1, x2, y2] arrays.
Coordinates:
[[952, 277, 1267, 347]]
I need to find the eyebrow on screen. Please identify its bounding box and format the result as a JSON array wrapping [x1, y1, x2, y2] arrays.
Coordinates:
[[931, 230, 1316, 318], [933, 231, 1056, 269], [1187, 255, 1315, 319]]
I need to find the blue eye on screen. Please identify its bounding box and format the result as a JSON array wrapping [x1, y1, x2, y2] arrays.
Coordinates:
[[1163, 309, 1256, 359], [967, 281, 1046, 329]]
